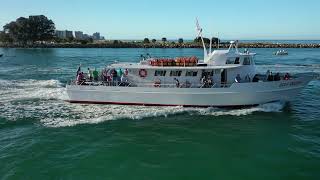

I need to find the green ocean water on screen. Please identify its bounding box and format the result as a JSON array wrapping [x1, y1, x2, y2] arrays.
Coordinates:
[[0, 48, 319, 179]]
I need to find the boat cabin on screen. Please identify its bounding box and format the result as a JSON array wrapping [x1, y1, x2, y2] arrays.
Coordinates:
[[108, 42, 257, 88]]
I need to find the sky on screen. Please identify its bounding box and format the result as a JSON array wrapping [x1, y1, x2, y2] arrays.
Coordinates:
[[0, 0, 320, 40]]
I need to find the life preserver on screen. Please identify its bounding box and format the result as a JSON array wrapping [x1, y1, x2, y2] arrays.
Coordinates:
[[139, 69, 147, 78], [154, 79, 161, 87]]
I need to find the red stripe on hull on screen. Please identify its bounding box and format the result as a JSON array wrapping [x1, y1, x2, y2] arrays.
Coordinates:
[[65, 100, 260, 108]]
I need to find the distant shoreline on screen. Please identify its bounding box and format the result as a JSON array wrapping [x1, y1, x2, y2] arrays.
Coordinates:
[[1, 42, 320, 48]]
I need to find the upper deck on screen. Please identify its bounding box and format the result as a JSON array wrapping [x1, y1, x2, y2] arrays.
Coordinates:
[[108, 62, 243, 70]]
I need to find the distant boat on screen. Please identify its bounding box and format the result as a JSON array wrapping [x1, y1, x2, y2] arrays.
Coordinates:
[[274, 50, 288, 56]]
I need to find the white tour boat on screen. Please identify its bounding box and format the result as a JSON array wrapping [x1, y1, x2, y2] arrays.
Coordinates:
[[66, 23, 317, 107]]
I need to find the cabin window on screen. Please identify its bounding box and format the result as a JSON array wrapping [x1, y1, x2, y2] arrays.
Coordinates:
[[154, 70, 166, 76], [170, 70, 182, 76], [234, 57, 240, 64], [243, 57, 251, 65], [226, 58, 235, 64], [186, 71, 198, 76]]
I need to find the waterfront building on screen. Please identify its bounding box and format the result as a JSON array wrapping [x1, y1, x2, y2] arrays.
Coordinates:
[[55, 30, 74, 39], [75, 31, 84, 39], [92, 32, 100, 40], [83, 34, 91, 40], [55, 30, 66, 39], [65, 30, 73, 38]]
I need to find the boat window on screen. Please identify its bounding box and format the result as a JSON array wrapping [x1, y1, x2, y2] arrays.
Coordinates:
[[234, 57, 240, 64], [226, 58, 235, 64], [154, 70, 166, 76], [170, 70, 182, 76], [243, 57, 251, 65], [186, 71, 198, 76]]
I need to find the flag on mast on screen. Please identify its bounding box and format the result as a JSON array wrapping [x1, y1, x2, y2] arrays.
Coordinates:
[[196, 18, 203, 37]]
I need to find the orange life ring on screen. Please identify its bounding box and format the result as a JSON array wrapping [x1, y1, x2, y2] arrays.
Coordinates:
[[139, 69, 147, 78]]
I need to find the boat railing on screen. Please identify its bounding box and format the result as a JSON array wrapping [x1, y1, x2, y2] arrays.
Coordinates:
[[69, 79, 234, 88]]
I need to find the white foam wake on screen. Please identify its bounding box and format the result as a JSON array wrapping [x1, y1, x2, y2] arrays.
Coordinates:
[[0, 79, 286, 128], [39, 102, 285, 128], [0, 79, 66, 102]]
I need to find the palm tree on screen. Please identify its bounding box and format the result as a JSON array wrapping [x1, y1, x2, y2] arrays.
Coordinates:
[[161, 37, 167, 43]]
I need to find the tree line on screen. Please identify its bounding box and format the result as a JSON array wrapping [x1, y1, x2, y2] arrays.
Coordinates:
[[0, 15, 55, 44], [0, 15, 220, 46]]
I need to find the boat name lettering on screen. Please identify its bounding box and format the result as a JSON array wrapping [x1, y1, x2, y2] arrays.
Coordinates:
[[279, 81, 302, 87]]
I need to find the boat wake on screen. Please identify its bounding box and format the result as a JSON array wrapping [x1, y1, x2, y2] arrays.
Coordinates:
[[0, 79, 286, 128]]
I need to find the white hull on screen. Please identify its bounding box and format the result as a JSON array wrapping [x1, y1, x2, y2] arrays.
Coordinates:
[[66, 74, 314, 107]]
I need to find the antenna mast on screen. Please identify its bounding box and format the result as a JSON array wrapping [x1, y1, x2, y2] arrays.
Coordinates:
[[209, 37, 212, 54], [196, 18, 208, 61]]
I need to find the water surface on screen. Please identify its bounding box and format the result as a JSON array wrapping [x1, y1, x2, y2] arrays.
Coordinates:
[[0, 48, 319, 179]]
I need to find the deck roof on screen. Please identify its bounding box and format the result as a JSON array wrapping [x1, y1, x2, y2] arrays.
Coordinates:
[[108, 62, 243, 70]]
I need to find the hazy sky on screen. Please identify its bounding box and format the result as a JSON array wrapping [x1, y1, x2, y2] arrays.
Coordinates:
[[0, 0, 319, 40]]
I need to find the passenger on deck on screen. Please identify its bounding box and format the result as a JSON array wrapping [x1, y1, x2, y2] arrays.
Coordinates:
[[117, 68, 122, 81], [252, 74, 259, 82], [102, 68, 108, 81], [207, 77, 213, 87], [174, 78, 180, 88], [120, 74, 128, 86], [76, 65, 81, 78], [93, 68, 99, 81], [284, 73, 290, 80], [274, 73, 281, 81], [76, 72, 85, 85], [201, 76, 206, 86], [87, 68, 93, 81], [111, 69, 118, 85], [235, 74, 241, 83], [106, 69, 111, 86], [267, 72, 274, 81]]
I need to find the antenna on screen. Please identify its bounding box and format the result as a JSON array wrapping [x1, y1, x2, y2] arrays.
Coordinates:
[[195, 18, 208, 61], [209, 37, 212, 54], [217, 32, 220, 49]]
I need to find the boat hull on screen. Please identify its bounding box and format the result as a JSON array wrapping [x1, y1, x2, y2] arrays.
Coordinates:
[[66, 74, 314, 107]]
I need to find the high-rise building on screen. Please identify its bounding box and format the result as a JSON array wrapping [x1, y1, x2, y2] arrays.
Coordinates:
[[83, 34, 91, 40], [55, 30, 66, 39], [55, 30, 74, 39], [65, 31, 73, 38], [92, 32, 100, 40], [75, 31, 84, 39]]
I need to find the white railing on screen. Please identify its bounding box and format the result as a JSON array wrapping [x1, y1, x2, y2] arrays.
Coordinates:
[[70, 79, 233, 89]]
